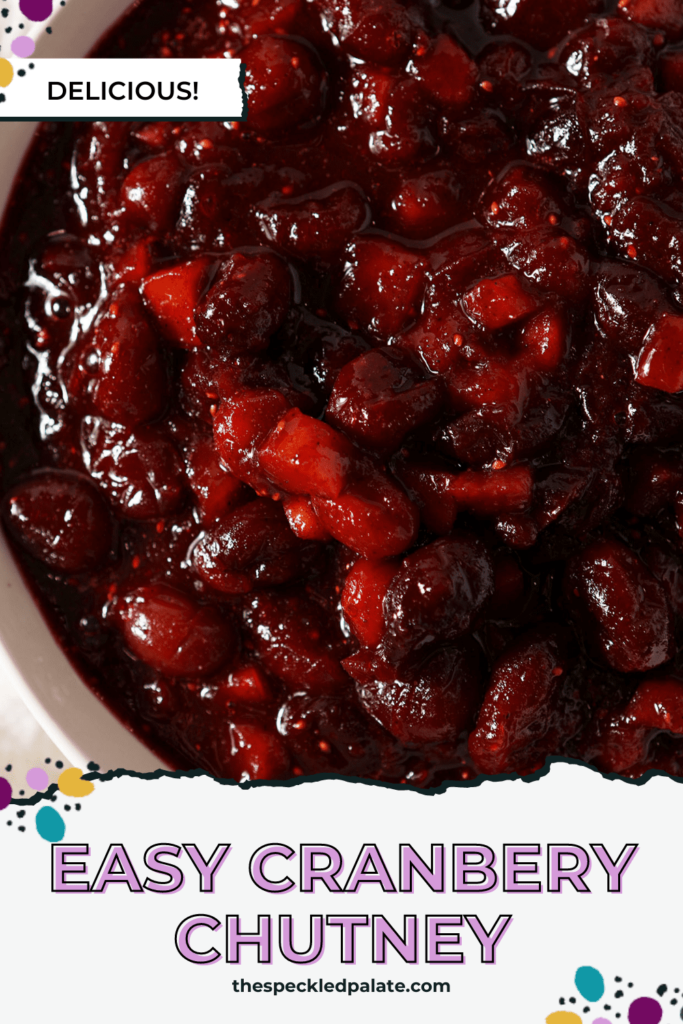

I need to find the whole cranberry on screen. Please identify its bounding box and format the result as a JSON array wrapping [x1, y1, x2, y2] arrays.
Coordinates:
[[241, 36, 325, 133], [565, 538, 675, 674], [118, 584, 237, 677], [3, 470, 113, 573], [193, 498, 316, 594], [347, 642, 482, 746], [195, 249, 291, 352], [380, 532, 494, 662]]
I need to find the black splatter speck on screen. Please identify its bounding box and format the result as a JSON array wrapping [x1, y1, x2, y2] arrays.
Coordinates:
[[672, 1000, 678, 1006], [583, 1008, 589, 1014], [559, 999, 565, 1006], [18, 826, 25, 832], [28, 62, 34, 69], [75, 803, 81, 811], [17, 810, 25, 819], [0, 94, 6, 103], [46, 26, 52, 33], [64, 805, 71, 812], [604, 1007, 611, 1012], [19, 790, 24, 796], [0, 9, 7, 16], [50, 795, 57, 802], [87, 762, 99, 771], [569, 998, 576, 1004], [658, 986, 668, 997], [5, 764, 11, 771], [615, 991, 624, 999], [628, 983, 633, 989], [4, 26, 11, 32], [44, 758, 51, 764], [55, 761, 63, 769], [6, 820, 11, 825], [18, 69, 25, 76]]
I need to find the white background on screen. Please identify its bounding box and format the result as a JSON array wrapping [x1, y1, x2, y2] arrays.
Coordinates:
[[0, 764, 680, 1023]]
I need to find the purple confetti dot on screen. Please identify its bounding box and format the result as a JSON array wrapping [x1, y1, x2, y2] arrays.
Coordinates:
[[0, 777, 11, 810], [628, 998, 662, 1024], [19, 0, 52, 21], [11, 35, 35, 57], [26, 766, 49, 791]]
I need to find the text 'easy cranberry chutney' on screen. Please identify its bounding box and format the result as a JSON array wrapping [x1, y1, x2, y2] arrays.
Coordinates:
[[1, 0, 683, 783]]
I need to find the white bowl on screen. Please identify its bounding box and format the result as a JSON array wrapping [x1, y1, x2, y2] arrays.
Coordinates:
[[0, 0, 167, 772]]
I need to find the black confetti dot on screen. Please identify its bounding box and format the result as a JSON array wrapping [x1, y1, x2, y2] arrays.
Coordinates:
[[17, 810, 24, 819], [87, 762, 99, 771], [55, 761, 63, 769], [5, 764, 11, 771], [28, 62, 34, 68], [615, 978, 622, 983], [46, 25, 52, 33], [4, 26, 11, 32], [44, 758, 51, 764], [0, 8, 7, 16], [583, 1008, 589, 1014], [6, 820, 11, 825], [0, 94, 6, 103], [75, 803, 81, 811], [604, 1007, 611, 1012], [50, 795, 57, 802], [559, 999, 565, 1006], [672, 1000, 678, 1006], [615, 991, 624, 999], [18, 69, 25, 76], [18, 22, 23, 28], [570, 998, 576, 1004], [658, 986, 668, 997], [19, 790, 24, 796], [18, 826, 25, 832], [64, 805, 71, 812]]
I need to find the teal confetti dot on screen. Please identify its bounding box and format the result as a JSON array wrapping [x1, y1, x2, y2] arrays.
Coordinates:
[[576, 967, 605, 1003], [35, 806, 65, 841]]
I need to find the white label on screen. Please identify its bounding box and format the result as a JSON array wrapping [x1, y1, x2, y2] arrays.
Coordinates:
[[0, 58, 245, 120]]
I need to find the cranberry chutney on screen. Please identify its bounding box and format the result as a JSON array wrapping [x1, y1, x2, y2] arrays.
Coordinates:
[[1, 0, 683, 783]]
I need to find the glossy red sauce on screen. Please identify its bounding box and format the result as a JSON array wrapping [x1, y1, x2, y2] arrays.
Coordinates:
[[1, 0, 683, 783]]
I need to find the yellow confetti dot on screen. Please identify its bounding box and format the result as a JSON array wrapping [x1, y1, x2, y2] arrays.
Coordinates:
[[546, 1014, 582, 1024], [0, 58, 13, 88], [58, 767, 95, 798]]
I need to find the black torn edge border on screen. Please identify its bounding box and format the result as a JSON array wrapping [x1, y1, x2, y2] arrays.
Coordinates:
[[7, 754, 683, 807]]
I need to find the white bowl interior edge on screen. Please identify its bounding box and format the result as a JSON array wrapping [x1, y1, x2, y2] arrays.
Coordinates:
[[0, 0, 169, 773]]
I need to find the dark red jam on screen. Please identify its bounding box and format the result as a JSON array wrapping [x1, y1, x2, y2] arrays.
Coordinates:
[[1, 0, 683, 783]]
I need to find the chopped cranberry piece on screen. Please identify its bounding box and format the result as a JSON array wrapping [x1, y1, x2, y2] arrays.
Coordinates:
[[341, 558, 400, 648], [193, 498, 315, 594], [282, 495, 331, 541], [619, 0, 683, 41], [315, 0, 413, 65], [213, 387, 290, 492], [217, 721, 291, 782], [462, 274, 538, 331], [141, 257, 215, 349], [386, 170, 463, 240], [259, 407, 357, 500], [118, 584, 237, 677], [216, 663, 272, 705], [409, 35, 477, 110], [119, 153, 186, 235], [185, 437, 247, 522], [312, 460, 419, 559], [635, 312, 683, 394], [3, 470, 113, 572], [591, 678, 683, 774], [338, 237, 427, 341], [565, 538, 675, 674]]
